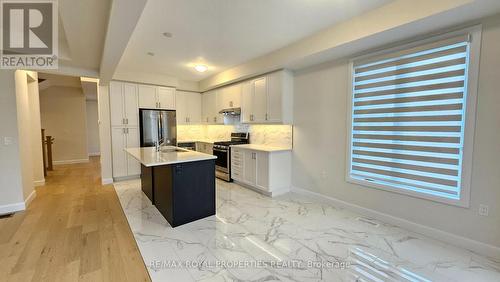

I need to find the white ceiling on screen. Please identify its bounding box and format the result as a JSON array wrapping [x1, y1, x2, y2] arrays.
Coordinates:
[[58, 0, 111, 72], [117, 0, 393, 81]]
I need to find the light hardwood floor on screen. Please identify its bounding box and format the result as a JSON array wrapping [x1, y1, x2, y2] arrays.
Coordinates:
[[0, 157, 151, 282]]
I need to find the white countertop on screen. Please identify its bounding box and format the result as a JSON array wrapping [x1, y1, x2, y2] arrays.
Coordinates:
[[125, 147, 217, 167], [230, 144, 292, 152], [177, 139, 226, 144]]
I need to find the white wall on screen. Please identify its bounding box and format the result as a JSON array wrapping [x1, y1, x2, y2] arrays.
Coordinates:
[[0, 70, 25, 212], [292, 15, 500, 249], [14, 70, 37, 202], [28, 74, 44, 185], [86, 100, 100, 155], [39, 86, 89, 163]]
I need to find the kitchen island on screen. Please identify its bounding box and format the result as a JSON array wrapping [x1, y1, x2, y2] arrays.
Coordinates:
[[125, 147, 217, 227]]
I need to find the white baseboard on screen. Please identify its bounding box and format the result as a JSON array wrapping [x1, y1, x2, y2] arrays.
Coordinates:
[[25, 190, 36, 208], [53, 158, 89, 165], [102, 178, 114, 185], [291, 186, 500, 261], [113, 175, 140, 182], [34, 179, 45, 187], [88, 152, 101, 157], [0, 202, 25, 215], [0, 190, 37, 216]]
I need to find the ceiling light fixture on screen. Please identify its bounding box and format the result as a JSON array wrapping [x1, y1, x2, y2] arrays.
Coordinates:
[[162, 32, 173, 38], [194, 64, 208, 72], [147, 52, 155, 56]]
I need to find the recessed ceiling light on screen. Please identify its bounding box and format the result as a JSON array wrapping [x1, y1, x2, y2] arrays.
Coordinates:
[[194, 64, 208, 72], [147, 52, 155, 56], [162, 32, 173, 38]]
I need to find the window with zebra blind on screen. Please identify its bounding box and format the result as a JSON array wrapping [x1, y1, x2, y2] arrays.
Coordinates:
[[347, 27, 481, 207]]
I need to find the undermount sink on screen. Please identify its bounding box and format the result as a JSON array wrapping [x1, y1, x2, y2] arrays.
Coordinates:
[[160, 147, 188, 153]]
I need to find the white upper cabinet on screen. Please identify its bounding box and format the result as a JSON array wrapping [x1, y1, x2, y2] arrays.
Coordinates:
[[123, 84, 139, 127], [217, 83, 242, 110], [110, 81, 138, 127], [240, 70, 293, 124], [138, 84, 176, 110], [201, 90, 222, 124], [158, 87, 176, 110], [252, 77, 267, 123], [241, 81, 252, 123], [138, 85, 157, 109], [110, 82, 125, 127], [176, 91, 202, 125]]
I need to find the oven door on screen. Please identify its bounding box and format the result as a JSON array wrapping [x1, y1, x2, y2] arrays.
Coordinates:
[[212, 147, 229, 172]]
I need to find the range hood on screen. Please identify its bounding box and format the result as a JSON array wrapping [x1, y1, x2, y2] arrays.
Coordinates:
[[219, 107, 241, 115]]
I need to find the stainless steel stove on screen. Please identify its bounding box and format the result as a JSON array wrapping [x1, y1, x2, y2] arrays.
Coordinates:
[[213, 133, 249, 181]]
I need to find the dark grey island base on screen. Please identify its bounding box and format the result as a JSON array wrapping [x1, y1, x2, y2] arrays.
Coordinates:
[[141, 159, 216, 227]]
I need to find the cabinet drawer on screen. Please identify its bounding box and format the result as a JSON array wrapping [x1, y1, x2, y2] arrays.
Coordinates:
[[231, 159, 242, 167], [232, 152, 243, 159]]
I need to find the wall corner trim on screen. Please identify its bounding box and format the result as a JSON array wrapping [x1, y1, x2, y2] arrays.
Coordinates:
[[25, 190, 37, 208], [290, 186, 500, 261], [102, 178, 114, 185], [34, 179, 45, 187]]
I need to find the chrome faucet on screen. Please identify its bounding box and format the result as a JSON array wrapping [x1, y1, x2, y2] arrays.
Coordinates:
[[155, 137, 165, 152]]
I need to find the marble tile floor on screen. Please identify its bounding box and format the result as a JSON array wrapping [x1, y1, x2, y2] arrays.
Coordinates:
[[113, 179, 500, 282]]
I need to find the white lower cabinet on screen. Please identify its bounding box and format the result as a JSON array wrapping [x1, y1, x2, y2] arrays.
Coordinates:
[[111, 127, 140, 178], [126, 128, 140, 176], [242, 150, 256, 185], [231, 147, 291, 196]]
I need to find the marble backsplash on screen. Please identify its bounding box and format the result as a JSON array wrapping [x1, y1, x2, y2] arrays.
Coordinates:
[[177, 124, 293, 148]]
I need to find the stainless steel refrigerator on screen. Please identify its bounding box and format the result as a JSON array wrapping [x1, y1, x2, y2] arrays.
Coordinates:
[[139, 109, 177, 147]]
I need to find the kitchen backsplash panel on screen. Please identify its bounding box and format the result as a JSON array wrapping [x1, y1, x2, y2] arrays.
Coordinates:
[[177, 125, 204, 142], [178, 124, 293, 148], [235, 124, 293, 148], [204, 125, 233, 141]]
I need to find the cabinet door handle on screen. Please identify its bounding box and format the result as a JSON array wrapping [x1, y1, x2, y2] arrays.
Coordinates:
[[122, 118, 125, 124], [229, 101, 233, 107], [265, 114, 268, 121], [158, 102, 161, 108], [213, 117, 217, 122], [122, 128, 125, 134]]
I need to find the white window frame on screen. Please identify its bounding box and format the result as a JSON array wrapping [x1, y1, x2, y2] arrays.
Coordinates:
[[345, 25, 482, 208]]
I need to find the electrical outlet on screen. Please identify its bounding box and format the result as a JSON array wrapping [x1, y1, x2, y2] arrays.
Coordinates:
[[478, 204, 489, 216]]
